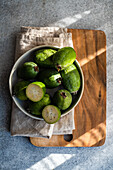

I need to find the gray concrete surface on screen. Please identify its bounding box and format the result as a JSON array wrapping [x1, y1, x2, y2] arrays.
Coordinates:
[[0, 0, 113, 169]]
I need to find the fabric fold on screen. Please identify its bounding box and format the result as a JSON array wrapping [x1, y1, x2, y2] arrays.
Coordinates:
[[10, 26, 75, 138]]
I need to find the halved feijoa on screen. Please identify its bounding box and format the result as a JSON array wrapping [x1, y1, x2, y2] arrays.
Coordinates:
[[29, 94, 51, 116], [13, 80, 30, 100], [53, 89, 72, 110], [38, 69, 62, 88], [26, 82, 46, 102], [42, 105, 61, 124], [18, 62, 39, 80]]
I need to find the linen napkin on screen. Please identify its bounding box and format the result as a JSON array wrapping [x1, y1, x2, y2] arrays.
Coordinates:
[[10, 26, 75, 138]]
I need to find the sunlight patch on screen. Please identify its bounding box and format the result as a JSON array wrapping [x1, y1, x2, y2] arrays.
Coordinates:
[[26, 154, 75, 170], [84, 10, 91, 14], [49, 10, 91, 27]]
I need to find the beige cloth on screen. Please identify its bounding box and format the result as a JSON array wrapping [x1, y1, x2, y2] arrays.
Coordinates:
[[10, 26, 75, 138]]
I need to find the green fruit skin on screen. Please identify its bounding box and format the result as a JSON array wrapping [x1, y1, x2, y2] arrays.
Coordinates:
[[16, 90, 27, 100], [61, 64, 81, 93], [52, 47, 76, 71], [38, 69, 62, 88], [42, 105, 61, 124], [53, 89, 72, 110], [29, 94, 51, 115], [31, 81, 46, 95], [35, 49, 57, 68], [18, 62, 39, 80], [14, 81, 30, 100]]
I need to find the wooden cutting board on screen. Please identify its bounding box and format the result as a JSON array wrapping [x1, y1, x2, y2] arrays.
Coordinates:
[[30, 29, 106, 147]]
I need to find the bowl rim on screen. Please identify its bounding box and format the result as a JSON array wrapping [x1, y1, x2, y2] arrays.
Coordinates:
[[9, 45, 84, 120]]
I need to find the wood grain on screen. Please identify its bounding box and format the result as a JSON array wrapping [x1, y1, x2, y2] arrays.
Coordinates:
[[30, 29, 106, 147]]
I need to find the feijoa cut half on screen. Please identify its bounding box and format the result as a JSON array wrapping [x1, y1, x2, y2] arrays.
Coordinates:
[[42, 105, 61, 124], [26, 82, 46, 102]]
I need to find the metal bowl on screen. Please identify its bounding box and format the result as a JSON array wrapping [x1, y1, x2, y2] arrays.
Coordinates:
[[9, 45, 84, 120]]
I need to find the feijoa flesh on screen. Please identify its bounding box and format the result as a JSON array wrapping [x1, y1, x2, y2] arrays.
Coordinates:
[[42, 105, 61, 124], [26, 82, 46, 102]]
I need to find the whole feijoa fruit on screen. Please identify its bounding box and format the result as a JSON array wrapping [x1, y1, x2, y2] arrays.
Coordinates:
[[18, 62, 39, 80], [35, 49, 57, 68], [29, 94, 51, 116], [53, 89, 72, 110], [52, 47, 76, 71], [61, 64, 81, 93], [38, 69, 62, 88], [13, 80, 30, 100]]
